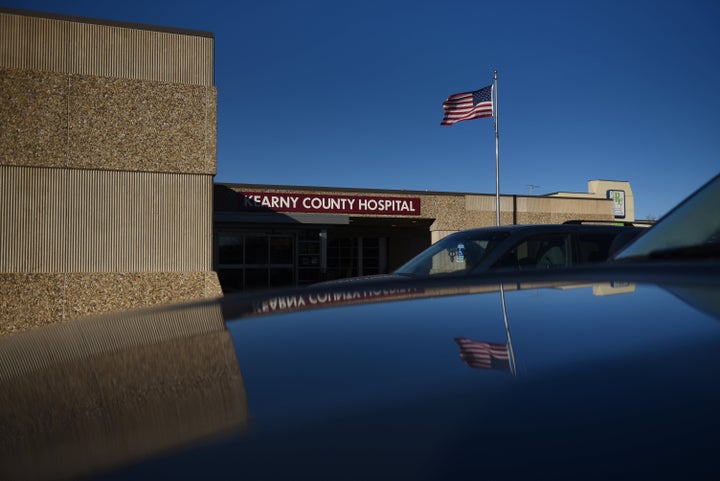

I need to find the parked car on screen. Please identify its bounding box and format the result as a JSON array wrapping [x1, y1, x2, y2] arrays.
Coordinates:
[[392, 222, 645, 278], [318, 223, 646, 286], [611, 173, 720, 263], [1, 175, 719, 481]]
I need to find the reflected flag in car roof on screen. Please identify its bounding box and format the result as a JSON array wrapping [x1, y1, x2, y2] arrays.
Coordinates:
[[440, 85, 493, 126], [454, 337, 510, 372]]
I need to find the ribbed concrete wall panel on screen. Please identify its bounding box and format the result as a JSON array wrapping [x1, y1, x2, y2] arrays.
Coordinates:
[[1, 166, 213, 273], [70, 23, 214, 85], [465, 195, 515, 212], [0, 14, 69, 72], [1, 10, 214, 86], [0, 166, 67, 271]]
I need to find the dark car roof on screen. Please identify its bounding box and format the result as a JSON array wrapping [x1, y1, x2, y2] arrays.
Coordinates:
[[2, 260, 719, 480]]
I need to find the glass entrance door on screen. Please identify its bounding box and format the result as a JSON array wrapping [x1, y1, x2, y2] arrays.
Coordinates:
[[216, 233, 295, 292], [326, 236, 386, 280]]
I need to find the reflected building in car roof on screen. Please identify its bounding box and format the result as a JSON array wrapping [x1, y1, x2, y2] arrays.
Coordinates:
[[0, 302, 248, 481]]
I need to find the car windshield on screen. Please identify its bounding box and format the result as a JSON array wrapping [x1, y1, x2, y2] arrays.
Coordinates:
[[394, 230, 511, 277], [615, 173, 720, 261]]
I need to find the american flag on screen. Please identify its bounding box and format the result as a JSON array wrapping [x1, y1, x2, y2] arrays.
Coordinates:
[[454, 337, 510, 371], [440, 85, 493, 126]]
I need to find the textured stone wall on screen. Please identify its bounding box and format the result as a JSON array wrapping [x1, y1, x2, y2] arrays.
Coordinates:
[[1, 68, 216, 174], [0, 272, 223, 336]]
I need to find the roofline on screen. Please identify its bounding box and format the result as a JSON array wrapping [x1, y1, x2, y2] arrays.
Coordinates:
[[215, 182, 615, 201], [216, 182, 467, 196], [0, 7, 214, 38], [543, 192, 611, 196]]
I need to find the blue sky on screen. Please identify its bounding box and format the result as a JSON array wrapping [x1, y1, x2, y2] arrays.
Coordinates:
[[4, 0, 719, 219]]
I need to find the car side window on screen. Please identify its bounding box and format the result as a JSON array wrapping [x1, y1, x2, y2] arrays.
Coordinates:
[[575, 233, 616, 264], [427, 239, 489, 275], [491, 234, 570, 270]]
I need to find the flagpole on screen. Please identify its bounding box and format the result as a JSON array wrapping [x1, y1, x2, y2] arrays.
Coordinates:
[[493, 70, 500, 226], [500, 283, 517, 376]]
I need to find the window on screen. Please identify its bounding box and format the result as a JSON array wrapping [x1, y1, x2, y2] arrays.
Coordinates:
[[492, 234, 570, 270], [326, 236, 386, 279], [217, 233, 295, 292], [575, 233, 616, 264]]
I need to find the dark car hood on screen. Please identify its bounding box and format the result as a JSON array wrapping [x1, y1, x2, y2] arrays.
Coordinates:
[[2, 262, 720, 480]]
